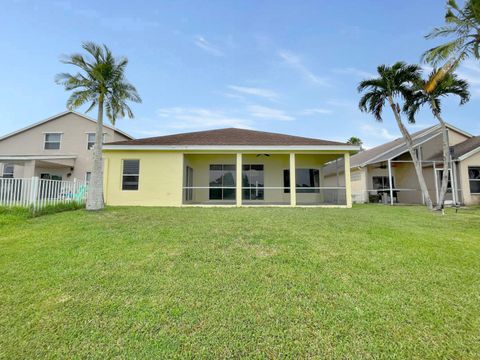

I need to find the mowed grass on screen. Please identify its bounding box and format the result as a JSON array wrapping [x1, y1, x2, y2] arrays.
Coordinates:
[[0, 205, 479, 359]]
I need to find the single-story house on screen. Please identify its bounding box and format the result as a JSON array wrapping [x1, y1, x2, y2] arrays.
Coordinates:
[[324, 123, 480, 206], [102, 128, 359, 207]]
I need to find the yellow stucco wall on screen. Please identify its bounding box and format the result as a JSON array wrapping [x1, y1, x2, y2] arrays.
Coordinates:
[[103, 150, 351, 207], [103, 150, 183, 206]]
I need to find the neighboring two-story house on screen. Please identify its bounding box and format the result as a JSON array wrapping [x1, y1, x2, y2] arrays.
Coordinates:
[[0, 111, 132, 182], [324, 123, 480, 206]]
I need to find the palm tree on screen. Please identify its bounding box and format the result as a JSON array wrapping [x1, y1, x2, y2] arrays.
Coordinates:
[[347, 136, 364, 151], [404, 71, 470, 209], [422, 0, 480, 89], [358, 62, 434, 210], [56, 42, 141, 210]]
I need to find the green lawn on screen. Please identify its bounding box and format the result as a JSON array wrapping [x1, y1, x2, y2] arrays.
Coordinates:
[[1, 205, 479, 359]]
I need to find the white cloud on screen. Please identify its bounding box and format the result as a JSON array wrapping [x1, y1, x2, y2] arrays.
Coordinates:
[[332, 67, 375, 78], [278, 50, 328, 85], [156, 107, 251, 130], [301, 108, 333, 115], [194, 36, 224, 56], [360, 123, 398, 141], [228, 85, 279, 101], [247, 105, 294, 121]]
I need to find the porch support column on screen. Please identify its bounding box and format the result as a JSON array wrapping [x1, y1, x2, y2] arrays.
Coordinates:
[[344, 152, 352, 208], [236, 153, 242, 207], [23, 160, 36, 178], [451, 160, 459, 204], [433, 161, 439, 205], [289, 153, 296, 206], [387, 159, 394, 205]]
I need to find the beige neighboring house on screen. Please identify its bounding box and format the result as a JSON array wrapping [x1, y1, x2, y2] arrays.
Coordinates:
[[324, 123, 480, 206], [0, 111, 132, 182]]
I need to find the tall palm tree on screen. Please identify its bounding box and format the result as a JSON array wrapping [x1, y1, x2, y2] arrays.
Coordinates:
[[358, 62, 434, 210], [347, 136, 364, 151], [422, 0, 480, 90], [404, 71, 470, 209], [56, 42, 141, 210]]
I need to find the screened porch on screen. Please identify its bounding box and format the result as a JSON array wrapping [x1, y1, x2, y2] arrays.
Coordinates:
[[182, 152, 350, 207]]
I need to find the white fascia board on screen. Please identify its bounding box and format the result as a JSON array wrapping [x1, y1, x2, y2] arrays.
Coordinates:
[[458, 146, 480, 161], [445, 123, 473, 138], [359, 128, 442, 167], [102, 144, 360, 151]]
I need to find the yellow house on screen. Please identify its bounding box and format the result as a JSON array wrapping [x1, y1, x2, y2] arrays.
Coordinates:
[[102, 128, 359, 207]]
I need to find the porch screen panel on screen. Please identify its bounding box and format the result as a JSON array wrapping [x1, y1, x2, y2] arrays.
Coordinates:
[[243, 165, 264, 200], [283, 169, 319, 193], [209, 164, 236, 200]]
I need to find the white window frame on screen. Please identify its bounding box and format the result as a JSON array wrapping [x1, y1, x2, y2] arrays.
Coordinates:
[[121, 159, 140, 191], [86, 133, 107, 150], [44, 132, 62, 150], [2, 163, 14, 178], [468, 166, 480, 194]]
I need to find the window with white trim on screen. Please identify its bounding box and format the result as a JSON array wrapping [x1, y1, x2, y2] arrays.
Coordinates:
[[2, 164, 14, 178], [87, 133, 106, 150], [122, 160, 140, 190], [44, 133, 61, 150], [85, 172, 92, 183], [468, 167, 480, 194]]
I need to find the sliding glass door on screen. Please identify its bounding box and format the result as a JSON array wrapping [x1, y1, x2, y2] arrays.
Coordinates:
[[243, 164, 264, 200], [209, 164, 236, 200]]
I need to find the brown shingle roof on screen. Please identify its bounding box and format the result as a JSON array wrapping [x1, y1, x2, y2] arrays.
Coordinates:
[[106, 128, 348, 146]]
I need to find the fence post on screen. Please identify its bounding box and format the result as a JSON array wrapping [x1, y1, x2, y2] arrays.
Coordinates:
[[29, 176, 39, 208]]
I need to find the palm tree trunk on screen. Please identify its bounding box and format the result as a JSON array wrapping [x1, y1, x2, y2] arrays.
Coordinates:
[[86, 94, 105, 211], [388, 96, 433, 210], [432, 106, 451, 210]]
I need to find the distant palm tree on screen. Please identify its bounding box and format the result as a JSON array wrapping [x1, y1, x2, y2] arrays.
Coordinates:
[[422, 0, 480, 90], [56, 42, 141, 210], [358, 62, 434, 210], [347, 136, 363, 151], [404, 71, 470, 209]]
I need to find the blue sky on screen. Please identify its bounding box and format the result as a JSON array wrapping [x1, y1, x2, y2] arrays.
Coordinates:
[[1, 0, 479, 148]]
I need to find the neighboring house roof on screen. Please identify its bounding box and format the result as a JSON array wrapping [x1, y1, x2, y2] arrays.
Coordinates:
[[0, 110, 134, 141], [429, 136, 480, 161], [322, 123, 474, 176], [349, 123, 472, 168], [105, 128, 358, 150]]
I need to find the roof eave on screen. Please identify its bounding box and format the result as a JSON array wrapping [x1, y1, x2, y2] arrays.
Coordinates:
[[102, 144, 360, 151]]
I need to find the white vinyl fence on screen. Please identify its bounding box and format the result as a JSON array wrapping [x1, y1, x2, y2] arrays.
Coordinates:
[[0, 177, 88, 209]]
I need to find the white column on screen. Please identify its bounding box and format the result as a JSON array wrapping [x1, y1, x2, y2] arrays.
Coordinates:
[[289, 153, 296, 206], [451, 160, 459, 204], [433, 161, 439, 205], [236, 153, 242, 207], [388, 159, 394, 205], [344, 153, 352, 208]]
